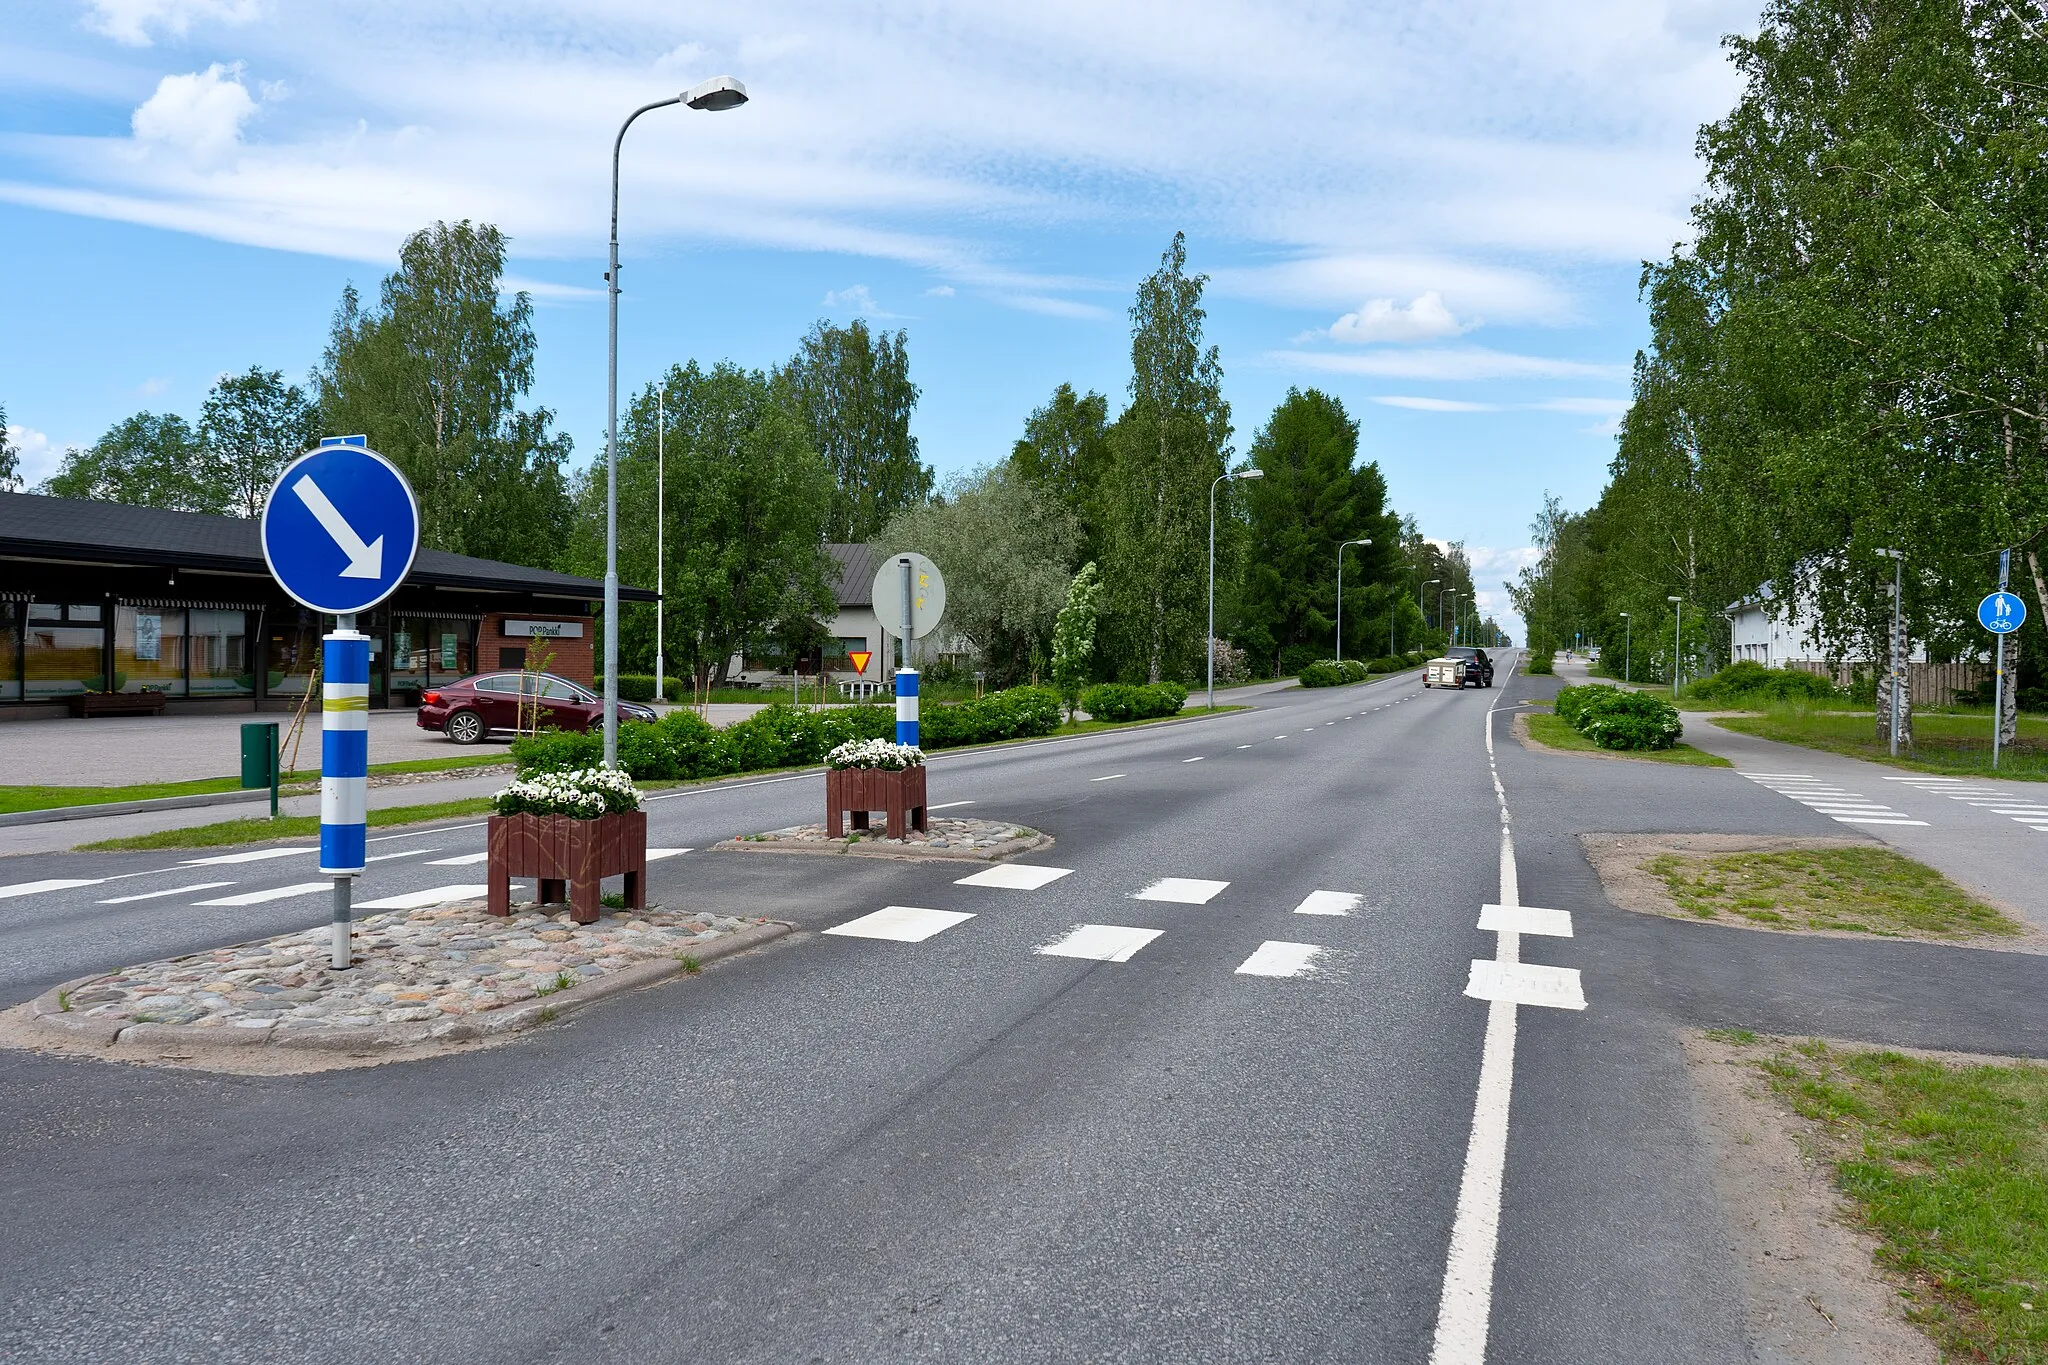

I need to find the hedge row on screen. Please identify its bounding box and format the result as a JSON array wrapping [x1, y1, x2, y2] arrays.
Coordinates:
[[1078, 682, 1189, 721], [1553, 683, 1682, 751], [512, 686, 1070, 781], [1683, 660, 1839, 703], [1298, 659, 1368, 687]]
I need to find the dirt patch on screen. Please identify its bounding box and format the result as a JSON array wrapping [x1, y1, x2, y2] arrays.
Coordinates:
[[1684, 1030, 1938, 1365], [1580, 833, 2048, 954]]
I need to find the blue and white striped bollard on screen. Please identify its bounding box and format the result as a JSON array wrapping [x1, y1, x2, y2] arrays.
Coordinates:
[[320, 628, 369, 968], [895, 667, 919, 747]]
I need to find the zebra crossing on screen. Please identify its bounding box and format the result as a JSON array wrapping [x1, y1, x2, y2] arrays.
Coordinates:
[[1882, 774, 2048, 830], [1737, 772, 1928, 825]]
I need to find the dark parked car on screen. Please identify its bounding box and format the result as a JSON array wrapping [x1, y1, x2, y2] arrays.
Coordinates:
[[417, 672, 656, 744]]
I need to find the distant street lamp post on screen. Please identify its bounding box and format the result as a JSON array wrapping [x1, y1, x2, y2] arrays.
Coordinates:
[[1667, 595, 1684, 694], [1335, 539, 1371, 665], [1619, 611, 1631, 683], [1208, 466, 1265, 710], [1878, 548, 1907, 757], [603, 74, 748, 769], [654, 383, 666, 706]]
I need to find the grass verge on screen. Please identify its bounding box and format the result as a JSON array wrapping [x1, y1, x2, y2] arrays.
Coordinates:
[[1642, 845, 2024, 939], [77, 797, 496, 852], [1741, 1037, 2048, 1360], [3, 751, 513, 817], [1715, 707, 2048, 781], [1522, 710, 1730, 767]]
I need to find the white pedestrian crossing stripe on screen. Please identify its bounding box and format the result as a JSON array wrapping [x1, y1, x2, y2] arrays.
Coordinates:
[[1465, 959, 1586, 1010], [1292, 890, 1361, 916], [1133, 877, 1229, 905], [0, 878, 103, 900], [954, 864, 1073, 891], [427, 852, 489, 866], [1477, 904, 1572, 937], [646, 848, 691, 861], [193, 882, 332, 907], [1738, 773, 1927, 826], [1235, 940, 1326, 977], [353, 884, 489, 911], [98, 881, 234, 904], [825, 905, 974, 942], [1037, 923, 1161, 962], [181, 847, 315, 867]]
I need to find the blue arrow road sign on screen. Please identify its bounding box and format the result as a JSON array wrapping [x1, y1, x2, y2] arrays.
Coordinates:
[[1980, 590, 2027, 634], [261, 444, 420, 615]]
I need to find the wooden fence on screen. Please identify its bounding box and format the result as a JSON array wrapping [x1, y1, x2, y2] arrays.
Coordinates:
[[1781, 660, 1990, 708]]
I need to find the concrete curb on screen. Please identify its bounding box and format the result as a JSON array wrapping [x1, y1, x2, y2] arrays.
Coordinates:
[[24, 919, 793, 1062], [710, 832, 1052, 862], [0, 787, 280, 828]]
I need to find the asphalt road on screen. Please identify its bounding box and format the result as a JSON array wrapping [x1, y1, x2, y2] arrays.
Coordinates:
[[3, 659, 2040, 1363]]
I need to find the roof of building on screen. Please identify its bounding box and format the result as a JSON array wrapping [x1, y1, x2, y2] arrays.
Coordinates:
[[826, 542, 888, 607], [0, 491, 651, 603]]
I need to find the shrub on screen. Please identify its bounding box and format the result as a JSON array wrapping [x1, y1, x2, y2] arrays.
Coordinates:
[[1525, 654, 1555, 675], [1557, 685, 1682, 750], [1685, 660, 1839, 703], [1299, 660, 1367, 687], [1079, 682, 1188, 720], [1342, 659, 1368, 682], [509, 728, 603, 774], [598, 674, 660, 703], [921, 686, 1063, 746], [1553, 683, 1617, 726], [1277, 643, 1322, 677], [1368, 655, 1406, 674]]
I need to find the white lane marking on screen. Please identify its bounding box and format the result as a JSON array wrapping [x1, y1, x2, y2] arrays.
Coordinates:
[[1833, 817, 1929, 826], [1235, 940, 1326, 977], [1883, 775, 1961, 781], [1182, 756, 1206, 763], [1465, 960, 1587, 1010], [824, 905, 975, 942], [193, 882, 331, 907], [954, 864, 1074, 890], [1274, 734, 1289, 739], [646, 847, 691, 861], [1478, 904, 1573, 938], [180, 847, 314, 866], [1132, 877, 1230, 904], [928, 800, 977, 810], [0, 878, 103, 900], [1293, 890, 1362, 916], [1236, 744, 1253, 749], [1433, 653, 1531, 1365], [369, 821, 485, 842], [1036, 923, 1161, 962], [353, 884, 489, 911], [1090, 773, 1126, 783], [97, 881, 235, 905], [428, 852, 489, 866], [367, 847, 439, 862]]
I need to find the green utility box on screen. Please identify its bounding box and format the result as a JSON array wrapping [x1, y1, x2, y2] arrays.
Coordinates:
[[240, 721, 281, 818]]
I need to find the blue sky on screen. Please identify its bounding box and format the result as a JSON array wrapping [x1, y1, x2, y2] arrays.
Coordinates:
[[0, 0, 1763, 636]]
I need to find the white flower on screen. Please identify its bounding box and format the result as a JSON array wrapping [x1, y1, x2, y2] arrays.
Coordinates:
[[826, 739, 925, 771]]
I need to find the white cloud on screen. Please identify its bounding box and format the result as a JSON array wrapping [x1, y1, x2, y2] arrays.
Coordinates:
[[1373, 396, 1498, 413], [131, 62, 266, 161], [1271, 346, 1629, 382], [138, 376, 172, 396], [822, 284, 891, 317], [84, 0, 262, 47], [923, 284, 955, 298], [1329, 291, 1474, 344], [6, 426, 65, 486]]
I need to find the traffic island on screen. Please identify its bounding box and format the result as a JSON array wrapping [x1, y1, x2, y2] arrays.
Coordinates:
[[6, 898, 790, 1073], [714, 815, 1049, 862], [1581, 833, 2045, 951]]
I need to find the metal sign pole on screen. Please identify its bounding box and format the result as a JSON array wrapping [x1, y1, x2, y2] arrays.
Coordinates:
[[1994, 550, 2010, 771], [897, 557, 919, 746], [321, 616, 369, 970]]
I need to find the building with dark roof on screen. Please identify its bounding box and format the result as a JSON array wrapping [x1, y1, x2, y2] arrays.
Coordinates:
[[0, 491, 652, 718]]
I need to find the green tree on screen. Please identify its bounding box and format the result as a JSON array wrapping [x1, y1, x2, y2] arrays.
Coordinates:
[[579, 361, 835, 687], [782, 318, 931, 542], [1052, 561, 1102, 719], [1238, 388, 1401, 667], [1099, 232, 1234, 683], [42, 413, 217, 511], [1009, 382, 1110, 563], [0, 401, 19, 493], [879, 464, 1082, 685], [199, 366, 320, 516], [317, 220, 572, 565]]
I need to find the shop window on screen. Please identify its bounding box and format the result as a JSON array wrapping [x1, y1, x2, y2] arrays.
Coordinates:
[[115, 607, 187, 696], [24, 603, 106, 697], [270, 612, 322, 697], [0, 602, 18, 701], [189, 609, 253, 696], [390, 618, 430, 702], [498, 646, 527, 670]]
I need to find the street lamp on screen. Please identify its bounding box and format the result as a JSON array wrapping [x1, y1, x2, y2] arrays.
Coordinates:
[[1335, 538, 1371, 665], [603, 75, 748, 769], [654, 381, 667, 708], [1667, 595, 1683, 694], [1619, 611, 1631, 683], [1877, 548, 1906, 757], [1208, 465, 1264, 710]]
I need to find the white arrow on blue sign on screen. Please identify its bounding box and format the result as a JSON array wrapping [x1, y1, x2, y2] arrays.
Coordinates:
[[261, 441, 421, 616], [1979, 590, 2027, 634]]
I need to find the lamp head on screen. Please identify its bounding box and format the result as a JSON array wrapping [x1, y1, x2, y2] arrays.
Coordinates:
[[1232, 467, 1264, 481], [684, 76, 749, 111], [1668, 595, 1682, 604]]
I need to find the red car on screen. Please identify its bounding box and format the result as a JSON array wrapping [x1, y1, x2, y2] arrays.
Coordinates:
[[417, 672, 658, 744]]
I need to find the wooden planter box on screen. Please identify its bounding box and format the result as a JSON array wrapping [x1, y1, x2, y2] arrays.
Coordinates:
[[486, 810, 646, 924], [826, 765, 928, 840]]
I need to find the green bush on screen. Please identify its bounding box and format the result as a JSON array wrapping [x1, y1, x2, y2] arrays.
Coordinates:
[[922, 685, 1064, 745], [1556, 684, 1681, 750], [1685, 660, 1839, 703], [597, 674, 660, 703], [1079, 682, 1190, 720], [1525, 654, 1555, 675], [1553, 683, 1617, 726], [509, 729, 604, 774], [1296, 661, 1344, 688], [1367, 655, 1407, 673], [1277, 643, 1323, 677]]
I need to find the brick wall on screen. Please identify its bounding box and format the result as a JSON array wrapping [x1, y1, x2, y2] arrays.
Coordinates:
[[479, 614, 594, 686]]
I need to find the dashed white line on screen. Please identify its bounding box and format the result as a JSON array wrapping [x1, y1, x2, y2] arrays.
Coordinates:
[[97, 881, 236, 905], [0, 878, 103, 900], [1182, 756, 1206, 763], [180, 847, 313, 867], [193, 882, 331, 907], [928, 800, 977, 810], [1089, 773, 1126, 783]]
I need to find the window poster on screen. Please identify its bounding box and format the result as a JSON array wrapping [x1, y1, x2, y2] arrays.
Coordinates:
[[441, 634, 458, 669], [135, 613, 161, 661]]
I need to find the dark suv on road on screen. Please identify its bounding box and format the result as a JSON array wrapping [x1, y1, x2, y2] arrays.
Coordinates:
[[1448, 647, 1494, 688], [416, 672, 656, 744]]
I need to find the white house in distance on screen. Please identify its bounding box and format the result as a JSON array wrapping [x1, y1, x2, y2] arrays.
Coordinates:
[[1726, 581, 1926, 665]]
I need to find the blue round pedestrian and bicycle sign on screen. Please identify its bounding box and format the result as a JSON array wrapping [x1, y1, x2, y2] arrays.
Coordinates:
[[1979, 590, 2027, 634], [260, 439, 420, 615]]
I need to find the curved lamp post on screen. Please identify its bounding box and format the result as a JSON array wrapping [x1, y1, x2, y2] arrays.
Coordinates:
[[1335, 539, 1371, 665], [603, 75, 748, 768], [1667, 594, 1683, 694], [1619, 611, 1631, 682], [1207, 466, 1264, 710]]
